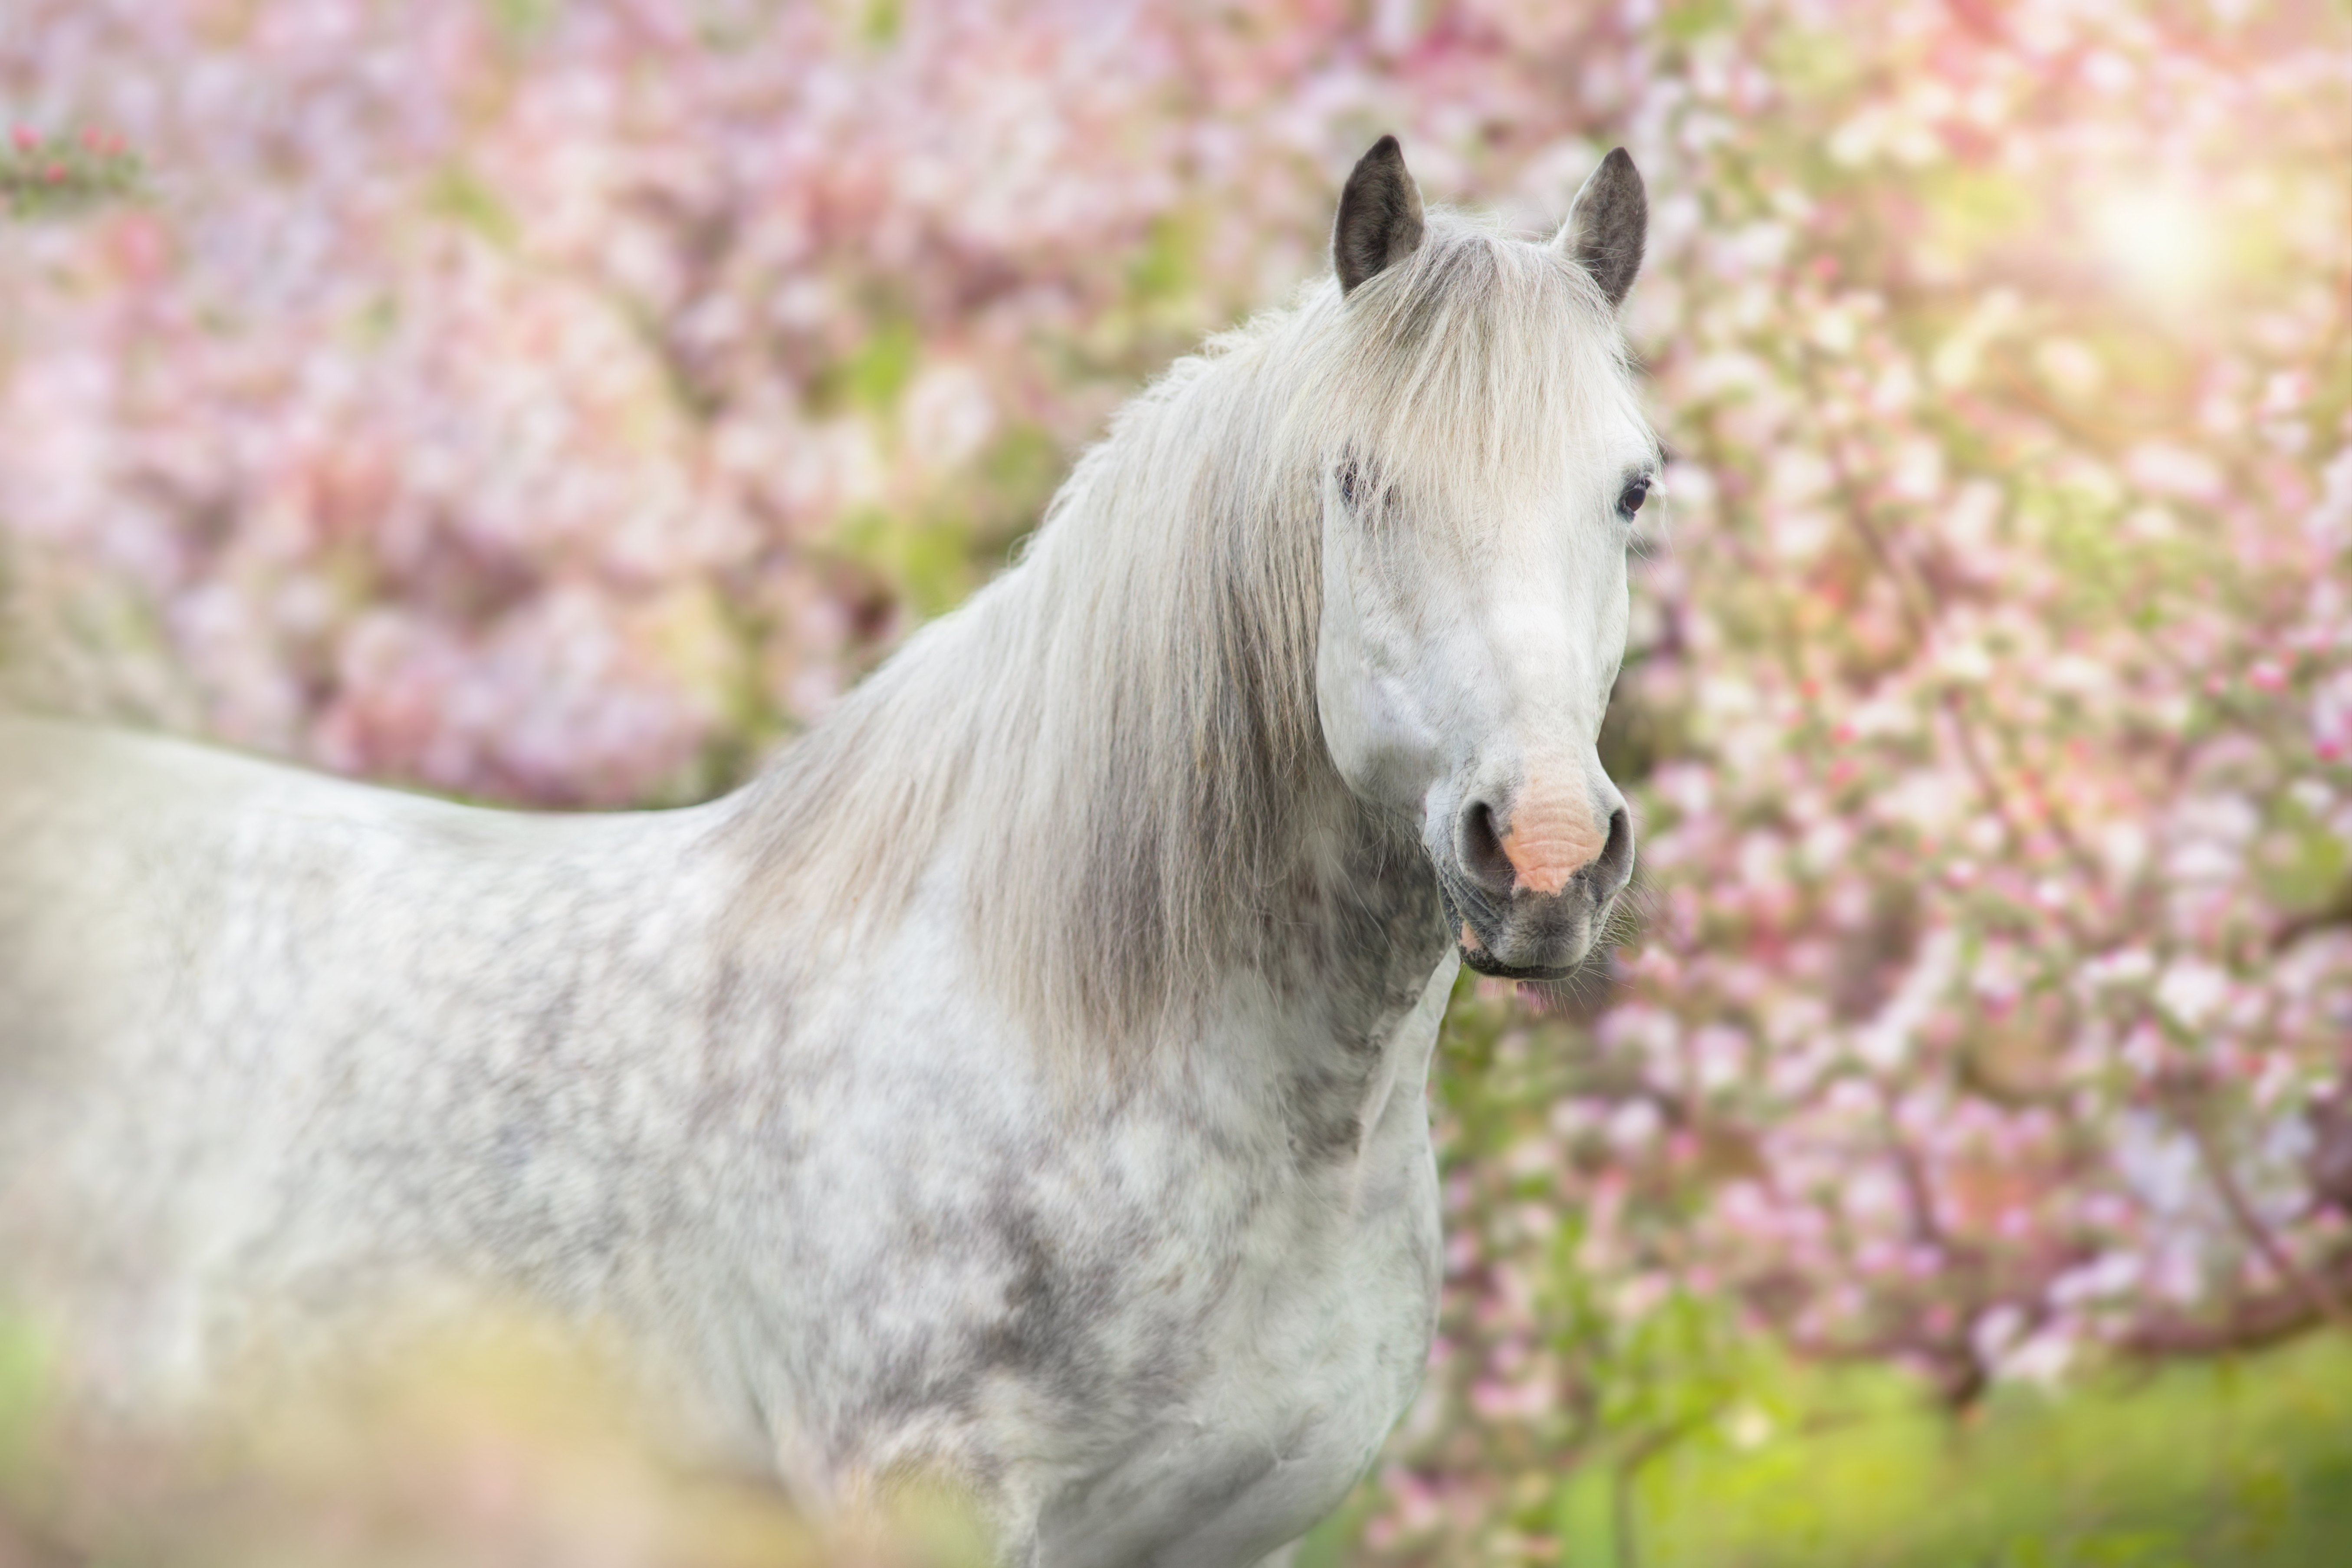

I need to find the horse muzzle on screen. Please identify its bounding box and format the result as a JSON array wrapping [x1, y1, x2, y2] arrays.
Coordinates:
[[1433, 778, 1635, 980]]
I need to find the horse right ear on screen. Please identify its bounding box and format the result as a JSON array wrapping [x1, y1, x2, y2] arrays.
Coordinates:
[[1333, 135, 1425, 296]]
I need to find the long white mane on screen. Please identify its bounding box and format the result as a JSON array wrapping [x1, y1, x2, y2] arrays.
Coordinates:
[[730, 208, 1650, 1056]]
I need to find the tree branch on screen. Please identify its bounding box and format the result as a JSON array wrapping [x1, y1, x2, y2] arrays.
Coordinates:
[[2170, 1079, 2352, 1338]]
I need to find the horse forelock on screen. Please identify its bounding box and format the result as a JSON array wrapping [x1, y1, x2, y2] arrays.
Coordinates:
[[730, 210, 1650, 1066]]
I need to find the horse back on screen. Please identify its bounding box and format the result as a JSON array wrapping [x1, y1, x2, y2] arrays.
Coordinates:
[[0, 716, 738, 1419]]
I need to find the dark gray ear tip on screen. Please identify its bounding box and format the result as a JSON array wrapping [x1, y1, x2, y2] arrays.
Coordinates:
[[1350, 134, 1407, 181], [1595, 147, 1646, 202]]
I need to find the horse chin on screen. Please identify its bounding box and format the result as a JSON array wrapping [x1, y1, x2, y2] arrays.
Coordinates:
[[1456, 945, 1583, 983]]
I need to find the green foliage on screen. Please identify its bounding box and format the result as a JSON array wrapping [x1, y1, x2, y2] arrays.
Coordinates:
[[0, 127, 140, 220], [810, 317, 922, 418], [0, 1315, 45, 1481], [483, 0, 558, 45], [1128, 211, 1200, 308], [832, 504, 972, 622], [2263, 751, 2351, 909], [426, 164, 519, 249], [1633, 1338, 2352, 1568], [1308, 1336, 2352, 1567], [1661, 0, 1738, 43], [859, 0, 905, 47], [820, 421, 1073, 627]]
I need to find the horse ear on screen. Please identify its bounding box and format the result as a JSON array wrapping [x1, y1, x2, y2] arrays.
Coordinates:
[[1333, 135, 1425, 296], [1555, 147, 1646, 309]]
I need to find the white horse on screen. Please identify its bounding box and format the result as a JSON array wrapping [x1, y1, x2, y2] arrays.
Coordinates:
[[0, 137, 1652, 1566]]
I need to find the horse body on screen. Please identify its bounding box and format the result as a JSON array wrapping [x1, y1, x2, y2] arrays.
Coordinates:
[[0, 710, 1447, 1566], [0, 138, 1650, 1566]]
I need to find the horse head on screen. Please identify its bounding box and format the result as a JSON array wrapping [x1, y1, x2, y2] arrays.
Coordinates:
[[1311, 136, 1654, 982]]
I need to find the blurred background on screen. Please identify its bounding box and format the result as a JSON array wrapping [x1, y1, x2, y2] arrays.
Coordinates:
[[1, 1, 2349, 1564]]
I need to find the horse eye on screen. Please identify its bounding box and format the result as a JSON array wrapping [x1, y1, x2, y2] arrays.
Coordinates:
[[1337, 463, 1359, 509], [1617, 479, 1649, 517]]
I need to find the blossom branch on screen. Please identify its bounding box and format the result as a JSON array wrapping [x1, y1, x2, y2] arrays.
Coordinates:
[[2168, 1075, 2352, 1339]]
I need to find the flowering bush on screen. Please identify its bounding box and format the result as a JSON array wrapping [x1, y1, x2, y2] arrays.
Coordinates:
[[3, 1, 2347, 1562]]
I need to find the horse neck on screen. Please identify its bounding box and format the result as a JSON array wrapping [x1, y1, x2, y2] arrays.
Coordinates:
[[731, 325, 1449, 1065]]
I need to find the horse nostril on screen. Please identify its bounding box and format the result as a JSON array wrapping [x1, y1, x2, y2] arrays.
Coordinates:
[[1458, 800, 1516, 896], [1593, 805, 1635, 893]]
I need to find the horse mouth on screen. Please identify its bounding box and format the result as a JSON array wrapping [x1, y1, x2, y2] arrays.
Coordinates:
[[1440, 882, 1596, 982]]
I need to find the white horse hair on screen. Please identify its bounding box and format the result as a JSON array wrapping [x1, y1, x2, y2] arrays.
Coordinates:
[[0, 138, 1653, 1567]]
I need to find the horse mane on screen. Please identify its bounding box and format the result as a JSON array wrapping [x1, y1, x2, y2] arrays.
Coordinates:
[[728, 209, 1645, 1062]]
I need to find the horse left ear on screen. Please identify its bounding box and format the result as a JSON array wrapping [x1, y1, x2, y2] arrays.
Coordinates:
[[1555, 147, 1646, 309]]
